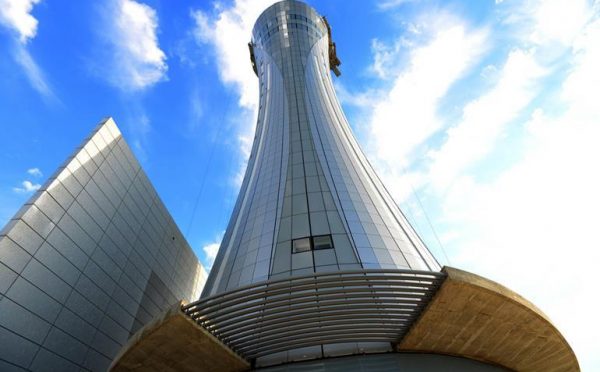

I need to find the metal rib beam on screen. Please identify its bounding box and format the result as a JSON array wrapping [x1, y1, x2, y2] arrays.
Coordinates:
[[181, 269, 445, 360]]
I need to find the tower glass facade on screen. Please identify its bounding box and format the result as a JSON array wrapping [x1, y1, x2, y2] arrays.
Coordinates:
[[203, 0, 439, 298], [194, 1, 443, 366]]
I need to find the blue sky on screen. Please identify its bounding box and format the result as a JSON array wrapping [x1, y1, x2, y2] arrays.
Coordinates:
[[1, 0, 599, 368]]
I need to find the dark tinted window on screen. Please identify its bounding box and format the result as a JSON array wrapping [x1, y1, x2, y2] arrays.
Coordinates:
[[313, 235, 333, 250], [292, 237, 311, 253]]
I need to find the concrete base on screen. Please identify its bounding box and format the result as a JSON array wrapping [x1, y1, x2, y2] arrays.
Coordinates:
[[111, 267, 578, 372], [398, 267, 579, 372], [110, 302, 249, 372]]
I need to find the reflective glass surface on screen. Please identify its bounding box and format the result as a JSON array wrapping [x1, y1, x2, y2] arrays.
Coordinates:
[[292, 238, 311, 253]]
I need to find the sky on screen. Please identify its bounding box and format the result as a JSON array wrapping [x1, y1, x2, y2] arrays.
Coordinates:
[[1, 0, 599, 369]]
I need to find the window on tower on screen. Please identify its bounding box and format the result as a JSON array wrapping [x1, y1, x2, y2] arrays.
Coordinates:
[[292, 235, 334, 253], [292, 237, 311, 253], [312, 235, 333, 250]]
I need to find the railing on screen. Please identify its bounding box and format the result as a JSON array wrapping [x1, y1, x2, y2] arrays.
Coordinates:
[[182, 269, 446, 360]]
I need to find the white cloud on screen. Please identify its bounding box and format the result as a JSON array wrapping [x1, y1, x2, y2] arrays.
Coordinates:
[[0, 0, 40, 43], [13, 180, 41, 193], [427, 49, 546, 190], [191, 0, 277, 110], [27, 167, 42, 177], [499, 0, 591, 49], [202, 233, 223, 269], [368, 19, 487, 169], [376, 0, 417, 10], [101, 0, 167, 91], [370, 38, 403, 79], [421, 0, 594, 193], [191, 0, 279, 185], [561, 14, 600, 116], [528, 0, 589, 47], [128, 111, 151, 160], [0, 0, 56, 100], [203, 243, 219, 267], [188, 88, 204, 131], [191, 10, 211, 44], [334, 81, 382, 109], [362, 16, 487, 203], [14, 46, 55, 100]]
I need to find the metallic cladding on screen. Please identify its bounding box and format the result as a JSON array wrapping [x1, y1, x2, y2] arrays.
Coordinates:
[[0, 118, 206, 371]]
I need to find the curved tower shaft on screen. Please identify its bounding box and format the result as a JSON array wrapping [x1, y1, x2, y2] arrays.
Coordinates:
[[203, 0, 439, 297]]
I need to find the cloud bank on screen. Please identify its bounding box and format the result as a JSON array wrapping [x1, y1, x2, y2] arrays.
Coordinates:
[[355, 1, 600, 369]]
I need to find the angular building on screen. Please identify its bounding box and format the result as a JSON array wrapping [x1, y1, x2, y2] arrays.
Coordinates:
[[0, 118, 206, 371]]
